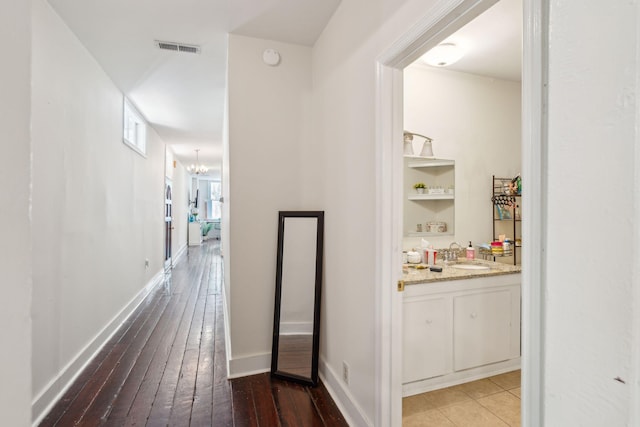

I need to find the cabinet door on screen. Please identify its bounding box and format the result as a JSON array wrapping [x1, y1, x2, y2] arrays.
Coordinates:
[[188, 222, 202, 246], [453, 290, 512, 371], [403, 297, 451, 383]]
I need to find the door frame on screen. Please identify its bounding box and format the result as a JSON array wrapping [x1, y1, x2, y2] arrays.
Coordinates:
[[374, 0, 547, 425], [164, 177, 173, 270]]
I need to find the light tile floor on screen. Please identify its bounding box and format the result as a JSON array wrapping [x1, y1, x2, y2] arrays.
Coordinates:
[[403, 370, 521, 427]]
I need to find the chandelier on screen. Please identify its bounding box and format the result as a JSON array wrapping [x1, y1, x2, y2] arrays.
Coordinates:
[[188, 149, 208, 175]]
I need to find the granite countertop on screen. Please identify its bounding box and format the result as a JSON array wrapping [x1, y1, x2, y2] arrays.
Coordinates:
[[402, 258, 521, 285]]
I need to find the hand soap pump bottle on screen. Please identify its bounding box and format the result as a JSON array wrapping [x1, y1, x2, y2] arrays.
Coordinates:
[[466, 241, 475, 260]]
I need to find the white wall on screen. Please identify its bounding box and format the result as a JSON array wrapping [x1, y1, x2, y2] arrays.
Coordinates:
[[30, 1, 167, 420], [224, 0, 640, 425], [403, 65, 521, 250], [312, 0, 639, 424], [311, 0, 489, 422], [544, 0, 640, 425], [0, 1, 32, 425], [226, 35, 314, 373]]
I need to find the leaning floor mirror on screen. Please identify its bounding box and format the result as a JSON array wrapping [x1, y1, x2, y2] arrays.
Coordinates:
[[271, 211, 324, 386]]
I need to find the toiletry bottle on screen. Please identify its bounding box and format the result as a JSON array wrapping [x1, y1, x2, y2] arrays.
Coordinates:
[[427, 246, 437, 266], [466, 241, 475, 260]]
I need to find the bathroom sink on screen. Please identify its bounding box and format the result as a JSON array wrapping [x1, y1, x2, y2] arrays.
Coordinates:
[[451, 263, 491, 271]]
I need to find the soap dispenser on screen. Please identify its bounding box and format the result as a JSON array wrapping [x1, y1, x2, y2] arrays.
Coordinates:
[[466, 241, 475, 260]]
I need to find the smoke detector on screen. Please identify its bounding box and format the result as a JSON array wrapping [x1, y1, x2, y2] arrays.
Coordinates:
[[155, 40, 201, 54]]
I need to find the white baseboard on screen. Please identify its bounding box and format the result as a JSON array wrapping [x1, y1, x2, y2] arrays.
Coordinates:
[[224, 321, 311, 377], [402, 358, 521, 397], [31, 270, 165, 426], [220, 287, 365, 424], [221, 283, 271, 379], [172, 243, 188, 266], [319, 357, 372, 427], [227, 352, 271, 379], [221, 283, 233, 379], [221, 283, 270, 379], [223, 347, 372, 426]]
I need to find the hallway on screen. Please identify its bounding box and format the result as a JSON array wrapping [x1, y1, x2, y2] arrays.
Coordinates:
[[39, 241, 346, 426]]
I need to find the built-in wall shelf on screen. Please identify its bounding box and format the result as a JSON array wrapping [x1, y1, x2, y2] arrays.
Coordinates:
[[406, 157, 455, 168], [408, 193, 454, 201], [406, 231, 452, 237], [404, 157, 455, 237]]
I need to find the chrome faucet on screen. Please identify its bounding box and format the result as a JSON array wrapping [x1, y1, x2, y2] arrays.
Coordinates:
[[444, 242, 462, 264]]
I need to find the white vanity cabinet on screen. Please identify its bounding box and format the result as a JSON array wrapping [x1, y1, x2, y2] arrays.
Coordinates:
[[403, 296, 451, 383], [453, 289, 516, 370], [402, 273, 521, 396]]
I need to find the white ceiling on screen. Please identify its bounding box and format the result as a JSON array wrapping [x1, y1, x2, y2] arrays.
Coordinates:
[[412, 0, 522, 82], [47, 0, 341, 179], [47, 0, 520, 179]]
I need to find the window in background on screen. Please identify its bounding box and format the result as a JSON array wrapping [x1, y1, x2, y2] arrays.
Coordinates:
[[194, 178, 222, 220], [123, 98, 147, 156], [209, 181, 222, 219]]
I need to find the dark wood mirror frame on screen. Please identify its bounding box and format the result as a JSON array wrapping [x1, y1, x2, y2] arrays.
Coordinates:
[[271, 211, 324, 386]]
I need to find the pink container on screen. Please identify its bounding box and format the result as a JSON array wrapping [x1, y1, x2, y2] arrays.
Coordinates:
[[425, 249, 438, 265]]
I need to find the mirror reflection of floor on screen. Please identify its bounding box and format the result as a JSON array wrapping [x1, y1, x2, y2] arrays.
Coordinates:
[[403, 370, 521, 426], [277, 334, 313, 378]]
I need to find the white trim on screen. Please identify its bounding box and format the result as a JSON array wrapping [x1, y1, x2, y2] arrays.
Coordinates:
[[521, 0, 547, 425], [220, 246, 273, 380], [633, 5, 640, 420], [225, 347, 373, 425], [319, 357, 371, 427], [374, 61, 404, 427], [226, 352, 271, 379], [122, 134, 147, 158], [221, 282, 231, 378], [31, 269, 165, 426], [634, 3, 640, 423], [222, 279, 233, 379], [172, 242, 188, 266], [377, 0, 499, 69], [122, 97, 147, 157], [403, 359, 521, 397], [375, 0, 543, 425]]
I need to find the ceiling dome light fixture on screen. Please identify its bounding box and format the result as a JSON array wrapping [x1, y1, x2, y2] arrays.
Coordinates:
[[421, 43, 465, 67], [188, 149, 208, 175]]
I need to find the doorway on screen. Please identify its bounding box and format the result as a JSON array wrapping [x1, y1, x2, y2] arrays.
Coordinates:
[[164, 178, 173, 290], [375, 0, 545, 425]]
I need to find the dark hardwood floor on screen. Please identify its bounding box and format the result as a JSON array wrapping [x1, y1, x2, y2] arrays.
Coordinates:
[[39, 240, 347, 427]]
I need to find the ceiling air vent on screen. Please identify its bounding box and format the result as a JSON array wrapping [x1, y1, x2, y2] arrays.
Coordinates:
[[155, 40, 201, 54]]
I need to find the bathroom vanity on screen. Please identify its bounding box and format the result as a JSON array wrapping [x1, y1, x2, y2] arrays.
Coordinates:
[[402, 260, 521, 397]]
